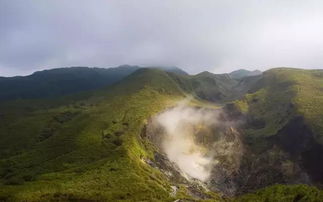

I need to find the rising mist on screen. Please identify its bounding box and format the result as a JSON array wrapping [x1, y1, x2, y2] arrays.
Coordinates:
[[151, 101, 244, 185]]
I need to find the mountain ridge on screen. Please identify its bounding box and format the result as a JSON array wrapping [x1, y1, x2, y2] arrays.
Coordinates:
[[229, 69, 262, 79], [1, 67, 323, 201], [0, 65, 188, 101]]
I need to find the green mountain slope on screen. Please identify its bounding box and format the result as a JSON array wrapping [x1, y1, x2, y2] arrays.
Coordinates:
[[168, 70, 261, 102], [235, 68, 323, 144], [233, 68, 323, 192], [0, 66, 139, 101], [236, 184, 323, 202], [0, 69, 190, 201], [0, 65, 188, 101], [1, 67, 323, 201]]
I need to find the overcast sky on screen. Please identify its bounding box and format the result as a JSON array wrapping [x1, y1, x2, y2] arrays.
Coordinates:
[[1, 0, 323, 76]]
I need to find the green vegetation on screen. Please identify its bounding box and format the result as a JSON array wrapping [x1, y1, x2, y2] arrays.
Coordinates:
[[1, 67, 323, 201], [234, 68, 323, 147], [236, 184, 323, 202], [0, 69, 188, 201], [289, 69, 323, 144], [0, 66, 139, 100], [232, 68, 323, 197], [234, 69, 297, 146], [0, 65, 187, 101]]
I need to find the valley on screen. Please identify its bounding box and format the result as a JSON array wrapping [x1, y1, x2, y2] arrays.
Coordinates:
[[0, 66, 323, 201]]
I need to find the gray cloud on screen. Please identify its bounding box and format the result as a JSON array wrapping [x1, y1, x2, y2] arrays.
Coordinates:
[[1, 0, 323, 76]]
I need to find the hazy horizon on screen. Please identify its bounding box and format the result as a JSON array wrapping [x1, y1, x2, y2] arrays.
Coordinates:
[[1, 64, 304, 78], [1, 64, 321, 78]]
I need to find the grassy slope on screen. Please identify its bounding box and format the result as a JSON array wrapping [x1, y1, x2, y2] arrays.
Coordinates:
[[236, 184, 323, 202], [0, 69, 195, 201], [168, 71, 262, 104], [1, 67, 323, 201], [233, 68, 323, 201], [290, 69, 323, 144], [234, 68, 323, 147], [167, 71, 240, 102], [0, 66, 140, 101]]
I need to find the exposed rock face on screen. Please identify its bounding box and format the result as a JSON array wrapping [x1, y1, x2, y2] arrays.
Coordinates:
[[274, 116, 323, 183], [145, 105, 245, 196], [207, 126, 243, 196], [144, 104, 323, 197], [234, 146, 309, 194], [234, 116, 323, 194]]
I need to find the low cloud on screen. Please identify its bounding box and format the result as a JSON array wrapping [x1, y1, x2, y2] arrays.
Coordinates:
[[2, 1, 323, 76]]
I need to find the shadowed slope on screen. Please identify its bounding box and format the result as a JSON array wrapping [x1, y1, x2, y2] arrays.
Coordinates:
[[232, 68, 323, 194]]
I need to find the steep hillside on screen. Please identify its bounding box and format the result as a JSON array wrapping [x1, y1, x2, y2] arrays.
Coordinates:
[[0, 69, 196, 201], [1, 67, 323, 201], [236, 184, 323, 202], [232, 68, 323, 193], [168, 71, 262, 102]]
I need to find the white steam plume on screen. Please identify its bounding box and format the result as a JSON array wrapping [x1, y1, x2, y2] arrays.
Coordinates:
[[155, 103, 220, 181], [152, 99, 243, 184]]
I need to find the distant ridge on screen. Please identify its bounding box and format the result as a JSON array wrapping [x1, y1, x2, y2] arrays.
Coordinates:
[[0, 65, 188, 101], [229, 69, 262, 79]]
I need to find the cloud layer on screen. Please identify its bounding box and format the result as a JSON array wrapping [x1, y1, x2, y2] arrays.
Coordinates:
[[1, 0, 323, 76]]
